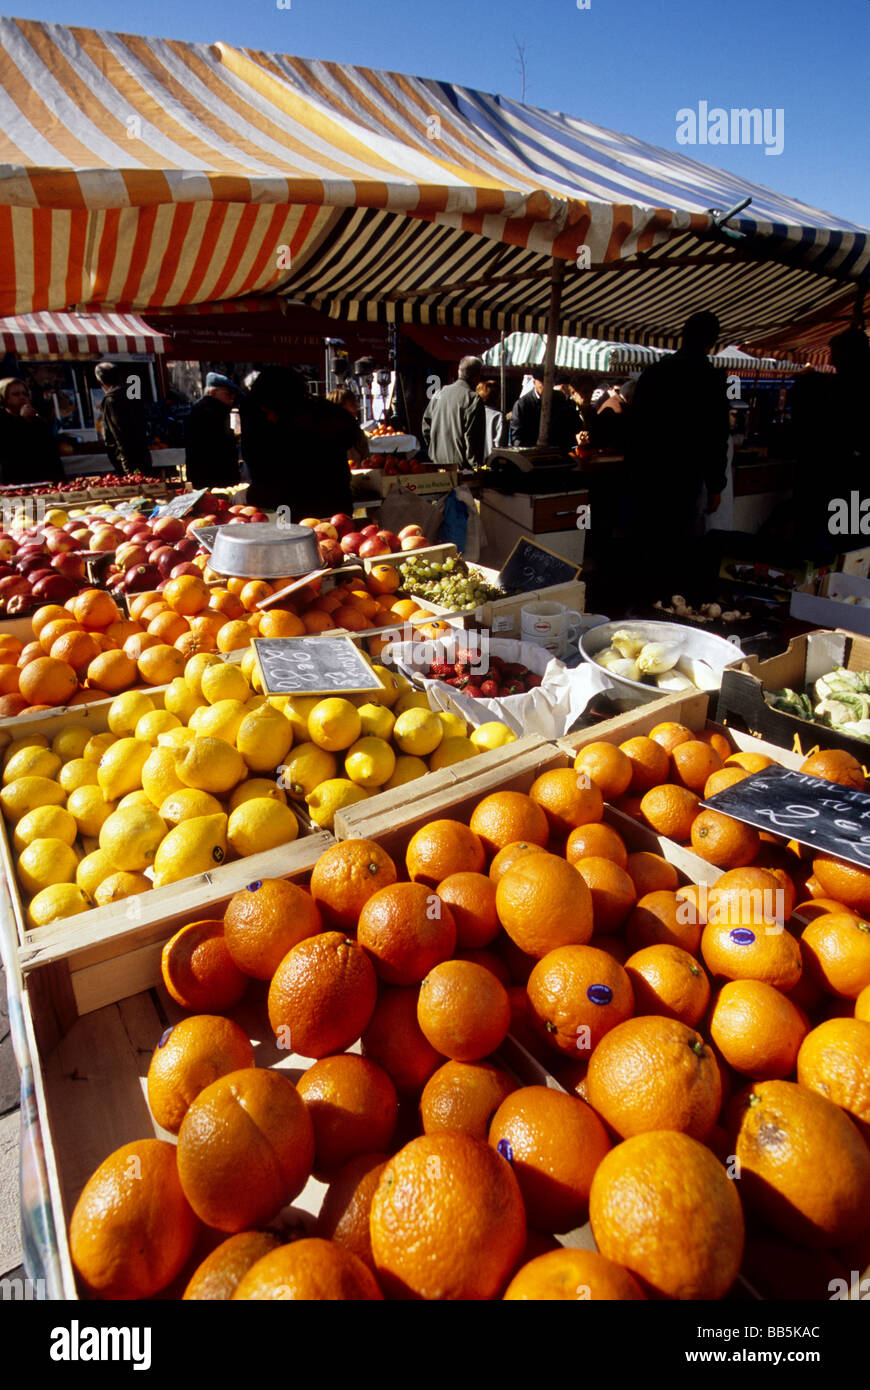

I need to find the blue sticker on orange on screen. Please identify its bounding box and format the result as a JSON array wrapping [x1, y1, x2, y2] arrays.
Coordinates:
[[158, 1026, 174, 1048], [247, 881, 262, 892], [729, 928, 756, 946], [587, 983, 613, 1006], [497, 1138, 514, 1163]]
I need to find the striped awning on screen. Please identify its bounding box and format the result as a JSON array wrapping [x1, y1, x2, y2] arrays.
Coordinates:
[[483, 333, 805, 376], [0, 16, 868, 349], [0, 309, 167, 357]]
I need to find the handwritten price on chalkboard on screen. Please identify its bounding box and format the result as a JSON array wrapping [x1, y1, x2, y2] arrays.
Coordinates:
[[707, 767, 870, 868]]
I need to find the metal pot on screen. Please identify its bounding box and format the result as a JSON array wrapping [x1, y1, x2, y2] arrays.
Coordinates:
[[208, 523, 321, 579]]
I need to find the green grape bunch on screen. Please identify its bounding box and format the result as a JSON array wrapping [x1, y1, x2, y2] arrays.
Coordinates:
[[398, 556, 503, 609]]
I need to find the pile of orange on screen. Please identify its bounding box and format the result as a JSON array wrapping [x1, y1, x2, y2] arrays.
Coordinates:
[[66, 741, 870, 1302], [0, 565, 442, 715]]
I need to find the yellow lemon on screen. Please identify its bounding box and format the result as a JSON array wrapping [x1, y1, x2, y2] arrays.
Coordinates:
[[1, 776, 65, 822], [235, 707, 294, 773], [369, 666, 405, 708], [27, 883, 93, 929], [429, 736, 478, 770], [184, 652, 222, 696], [241, 647, 264, 693], [393, 690, 432, 716], [189, 699, 248, 744], [308, 698, 361, 752], [152, 813, 228, 889], [158, 788, 224, 827], [164, 677, 202, 723], [97, 738, 151, 801], [58, 758, 99, 794], [280, 696, 321, 742], [107, 689, 156, 737], [437, 711, 468, 740], [82, 732, 116, 763], [135, 709, 182, 744], [13, 804, 78, 851], [344, 737, 395, 789], [228, 779, 288, 812], [227, 799, 299, 858], [141, 747, 186, 806], [469, 722, 518, 752], [2, 734, 48, 769], [157, 726, 197, 751], [358, 703, 395, 741], [393, 708, 443, 757], [200, 662, 251, 706], [99, 803, 167, 872], [384, 755, 429, 789], [76, 849, 118, 897], [18, 838, 79, 896], [51, 725, 91, 763], [3, 745, 61, 784], [174, 737, 246, 795], [66, 785, 116, 837], [305, 778, 369, 831], [117, 791, 156, 812], [278, 743, 338, 797], [245, 695, 268, 712], [93, 871, 151, 907]]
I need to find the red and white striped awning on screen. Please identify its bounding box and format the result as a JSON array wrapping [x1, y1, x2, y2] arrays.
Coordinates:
[[0, 310, 167, 358]]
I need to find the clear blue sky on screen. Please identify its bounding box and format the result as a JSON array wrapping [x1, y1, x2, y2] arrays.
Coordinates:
[[12, 0, 870, 227]]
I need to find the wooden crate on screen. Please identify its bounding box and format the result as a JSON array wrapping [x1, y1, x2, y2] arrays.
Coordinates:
[[480, 578, 587, 639]]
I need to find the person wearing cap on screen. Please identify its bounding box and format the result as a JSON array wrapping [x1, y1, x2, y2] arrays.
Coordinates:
[[94, 361, 154, 477], [508, 370, 580, 451], [184, 372, 241, 489]]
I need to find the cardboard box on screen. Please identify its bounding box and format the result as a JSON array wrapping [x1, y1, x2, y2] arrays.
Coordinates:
[[717, 629, 870, 762], [790, 572, 870, 637]]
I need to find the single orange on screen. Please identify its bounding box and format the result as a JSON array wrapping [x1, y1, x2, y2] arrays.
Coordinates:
[[73, 589, 120, 631], [137, 643, 186, 685], [573, 856, 636, 934], [164, 575, 211, 615], [31, 603, 70, 637], [315, 1153, 389, 1270], [268, 932, 378, 1058], [495, 852, 593, 957], [18, 656, 78, 706], [148, 610, 189, 644], [360, 986, 442, 1095], [370, 1132, 526, 1300], [624, 944, 710, 1027], [625, 851, 679, 897], [49, 629, 101, 675], [309, 839, 398, 930], [638, 784, 700, 840], [0, 664, 18, 695], [420, 1060, 518, 1139], [589, 1131, 744, 1299], [703, 765, 749, 799], [565, 821, 628, 869], [217, 620, 253, 653], [671, 739, 723, 793], [70, 1139, 198, 1299], [488, 840, 549, 883], [799, 748, 866, 789], [161, 920, 249, 1013], [433, 871, 498, 948], [357, 882, 456, 985], [504, 1247, 645, 1300], [690, 808, 760, 868], [489, 1085, 610, 1233], [405, 819, 486, 887], [811, 855, 870, 914], [728, 1080, 870, 1247], [724, 750, 775, 774], [528, 768, 603, 837], [417, 959, 511, 1061], [701, 916, 802, 990], [572, 741, 633, 798], [625, 890, 702, 955], [586, 1016, 722, 1141], [258, 609, 306, 639], [232, 1237, 382, 1300], [709, 979, 809, 1079], [469, 790, 550, 857], [526, 943, 634, 1059], [147, 1014, 255, 1133], [856, 984, 870, 1021], [183, 1231, 282, 1300], [801, 912, 870, 997], [618, 736, 670, 793], [296, 1054, 398, 1174], [693, 728, 733, 762], [797, 1017, 870, 1137], [647, 721, 694, 753], [223, 878, 323, 980], [705, 866, 787, 931]]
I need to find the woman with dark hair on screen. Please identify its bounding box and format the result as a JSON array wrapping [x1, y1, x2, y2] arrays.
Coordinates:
[[241, 368, 357, 519], [0, 377, 61, 484]]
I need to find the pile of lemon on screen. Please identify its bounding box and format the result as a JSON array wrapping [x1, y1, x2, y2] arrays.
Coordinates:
[[0, 650, 516, 929]]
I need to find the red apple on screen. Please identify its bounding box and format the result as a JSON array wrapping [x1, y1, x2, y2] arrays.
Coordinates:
[[399, 525, 424, 539], [360, 525, 380, 539], [32, 573, 79, 602], [376, 531, 401, 552], [51, 553, 86, 581], [330, 514, 355, 538], [169, 562, 204, 579], [401, 535, 430, 550], [156, 547, 183, 578], [0, 575, 28, 595], [249, 511, 268, 523], [174, 537, 199, 560], [298, 518, 321, 531], [0, 563, 12, 579], [6, 592, 31, 615], [153, 515, 186, 543], [116, 543, 149, 570], [18, 553, 51, 576], [314, 523, 339, 542], [120, 520, 144, 538], [124, 564, 162, 592], [187, 516, 217, 538], [340, 532, 364, 555], [359, 536, 389, 558]]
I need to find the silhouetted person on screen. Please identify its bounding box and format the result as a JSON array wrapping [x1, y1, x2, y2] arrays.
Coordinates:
[[791, 327, 870, 551], [476, 375, 508, 458], [95, 361, 153, 477], [243, 368, 356, 519], [184, 373, 241, 488], [422, 356, 486, 469], [0, 377, 61, 484]]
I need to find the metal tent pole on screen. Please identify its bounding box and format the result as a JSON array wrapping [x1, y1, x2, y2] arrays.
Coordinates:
[[537, 257, 566, 445]]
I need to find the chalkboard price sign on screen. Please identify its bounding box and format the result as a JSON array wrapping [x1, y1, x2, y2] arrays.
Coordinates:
[[497, 536, 580, 595], [253, 636, 386, 697], [157, 488, 208, 520], [705, 766, 870, 869]]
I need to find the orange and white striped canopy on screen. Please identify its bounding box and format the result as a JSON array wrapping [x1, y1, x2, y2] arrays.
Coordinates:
[[0, 16, 867, 348]]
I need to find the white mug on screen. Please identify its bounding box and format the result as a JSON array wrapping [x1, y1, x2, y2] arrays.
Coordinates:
[[521, 601, 583, 657]]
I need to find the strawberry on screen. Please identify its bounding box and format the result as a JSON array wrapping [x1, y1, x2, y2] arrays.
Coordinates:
[[480, 679, 499, 698], [464, 684, 483, 698], [488, 655, 505, 672], [525, 673, 543, 688], [502, 679, 525, 696], [429, 661, 454, 679]]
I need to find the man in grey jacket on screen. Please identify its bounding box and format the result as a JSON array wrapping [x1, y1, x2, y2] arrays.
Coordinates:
[[421, 356, 485, 469]]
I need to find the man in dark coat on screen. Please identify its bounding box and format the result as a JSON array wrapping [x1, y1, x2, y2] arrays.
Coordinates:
[[620, 311, 729, 604], [421, 356, 486, 469], [94, 361, 154, 476], [242, 367, 356, 519], [184, 373, 241, 488], [509, 372, 580, 451], [0, 377, 61, 484]]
